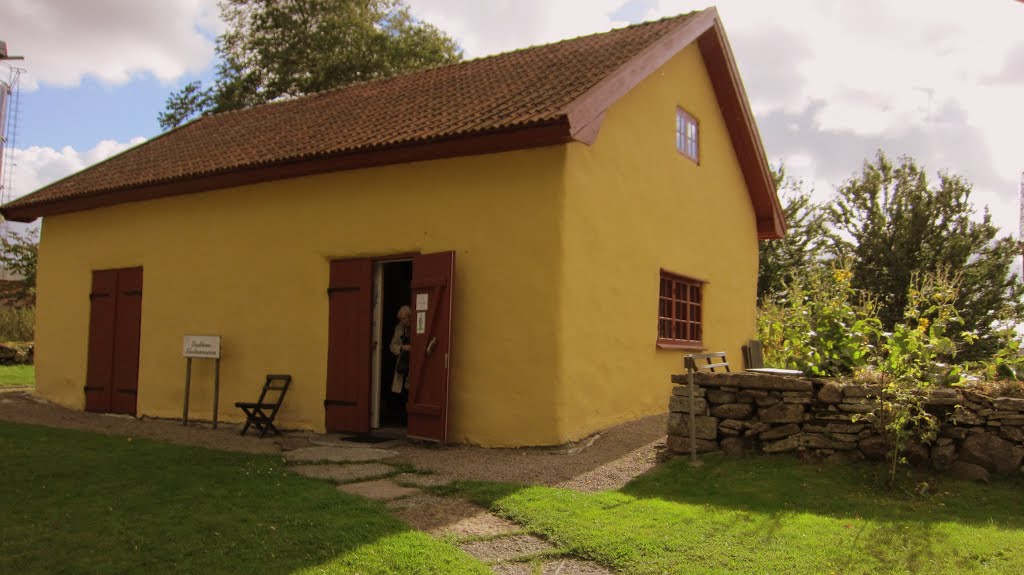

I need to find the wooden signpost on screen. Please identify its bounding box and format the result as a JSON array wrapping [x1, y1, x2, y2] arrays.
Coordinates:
[[182, 335, 222, 428]]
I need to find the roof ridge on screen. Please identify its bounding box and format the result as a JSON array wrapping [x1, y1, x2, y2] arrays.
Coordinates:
[[200, 11, 697, 122]]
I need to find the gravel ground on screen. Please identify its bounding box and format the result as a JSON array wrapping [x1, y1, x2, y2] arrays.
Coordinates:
[[0, 388, 667, 491]]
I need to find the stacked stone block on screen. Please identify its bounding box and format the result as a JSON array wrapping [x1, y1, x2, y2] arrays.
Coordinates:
[[667, 372, 1024, 481]]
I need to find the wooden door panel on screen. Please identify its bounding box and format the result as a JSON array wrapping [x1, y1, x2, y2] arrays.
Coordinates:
[[111, 268, 143, 415], [407, 251, 454, 443], [85, 270, 118, 412], [325, 258, 373, 433]]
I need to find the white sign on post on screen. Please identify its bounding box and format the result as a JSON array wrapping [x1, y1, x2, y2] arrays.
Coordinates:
[[183, 335, 221, 359], [416, 293, 429, 311]]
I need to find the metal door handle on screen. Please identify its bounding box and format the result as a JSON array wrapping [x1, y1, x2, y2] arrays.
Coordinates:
[[426, 336, 438, 356]]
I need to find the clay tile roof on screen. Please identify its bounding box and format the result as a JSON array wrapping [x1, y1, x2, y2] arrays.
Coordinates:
[[2, 8, 785, 238], [4, 13, 693, 211]]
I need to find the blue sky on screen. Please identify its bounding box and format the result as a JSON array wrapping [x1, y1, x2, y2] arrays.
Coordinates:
[[3, 0, 1023, 240]]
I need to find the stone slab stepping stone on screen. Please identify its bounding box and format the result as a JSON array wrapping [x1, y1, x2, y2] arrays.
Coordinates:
[[538, 559, 616, 574], [337, 479, 420, 500], [289, 463, 393, 483], [386, 494, 519, 538], [491, 563, 533, 575], [393, 472, 452, 488], [460, 534, 554, 563], [284, 445, 397, 463], [276, 436, 315, 451]]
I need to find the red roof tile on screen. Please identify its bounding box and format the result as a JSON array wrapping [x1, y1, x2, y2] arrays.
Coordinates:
[[2, 8, 785, 238], [5, 13, 693, 210]]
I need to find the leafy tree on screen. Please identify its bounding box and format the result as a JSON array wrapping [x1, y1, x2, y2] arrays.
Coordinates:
[[758, 164, 828, 301], [827, 152, 1024, 358], [0, 227, 39, 301], [159, 0, 461, 130]]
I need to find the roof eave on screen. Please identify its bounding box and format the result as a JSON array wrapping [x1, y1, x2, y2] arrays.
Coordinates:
[[0, 119, 574, 223]]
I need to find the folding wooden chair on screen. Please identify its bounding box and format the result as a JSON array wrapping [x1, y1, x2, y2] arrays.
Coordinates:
[[235, 374, 292, 437]]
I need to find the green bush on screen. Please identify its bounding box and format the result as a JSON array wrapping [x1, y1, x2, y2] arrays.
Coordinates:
[[0, 306, 34, 342], [757, 263, 880, 376]]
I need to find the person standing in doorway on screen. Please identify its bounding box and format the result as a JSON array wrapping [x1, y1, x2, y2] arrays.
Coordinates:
[[390, 305, 413, 404]]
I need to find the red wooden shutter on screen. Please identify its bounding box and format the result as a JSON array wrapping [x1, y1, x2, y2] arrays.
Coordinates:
[[324, 258, 373, 433], [110, 268, 143, 415], [85, 270, 118, 412], [407, 251, 454, 443]]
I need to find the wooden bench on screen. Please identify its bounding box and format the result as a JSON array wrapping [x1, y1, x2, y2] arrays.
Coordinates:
[[235, 374, 292, 438]]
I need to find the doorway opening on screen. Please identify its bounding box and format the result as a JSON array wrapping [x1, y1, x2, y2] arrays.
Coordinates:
[[371, 259, 412, 430]]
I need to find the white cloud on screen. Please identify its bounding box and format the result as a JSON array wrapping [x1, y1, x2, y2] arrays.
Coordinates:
[[3, 138, 146, 203], [0, 0, 221, 89], [406, 0, 630, 58]]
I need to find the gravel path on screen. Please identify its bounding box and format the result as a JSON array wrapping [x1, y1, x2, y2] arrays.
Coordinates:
[[0, 388, 667, 489]]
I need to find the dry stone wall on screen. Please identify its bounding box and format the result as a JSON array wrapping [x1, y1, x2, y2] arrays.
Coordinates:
[[667, 372, 1024, 482]]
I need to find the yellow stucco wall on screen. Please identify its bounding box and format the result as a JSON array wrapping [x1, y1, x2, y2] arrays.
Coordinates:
[[34, 146, 566, 446], [556, 44, 759, 441]]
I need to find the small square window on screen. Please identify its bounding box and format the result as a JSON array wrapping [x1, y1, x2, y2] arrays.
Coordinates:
[[675, 108, 699, 163], [657, 270, 704, 348]]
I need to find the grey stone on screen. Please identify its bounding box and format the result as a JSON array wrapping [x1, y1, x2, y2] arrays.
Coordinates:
[[999, 426, 1024, 443], [830, 433, 860, 444], [756, 396, 780, 408], [812, 411, 855, 422], [936, 437, 954, 446], [802, 424, 828, 434], [707, 390, 737, 404], [718, 426, 741, 437], [903, 442, 930, 466], [978, 409, 994, 417], [826, 422, 865, 434], [940, 426, 968, 440], [760, 403, 804, 423], [818, 382, 844, 404], [737, 389, 768, 402], [337, 479, 420, 500], [289, 463, 393, 482], [669, 395, 708, 414], [993, 397, 1024, 412], [711, 403, 754, 419], [284, 446, 398, 463], [838, 403, 875, 414], [666, 435, 718, 454], [692, 371, 812, 392], [803, 433, 857, 450], [719, 418, 746, 430], [668, 413, 719, 440], [459, 534, 554, 563], [931, 443, 957, 471], [783, 396, 814, 404], [671, 384, 706, 397], [759, 423, 801, 440], [762, 434, 803, 453], [960, 433, 1024, 475], [721, 437, 750, 457], [948, 460, 990, 483], [859, 436, 889, 461], [994, 416, 1024, 426], [720, 386, 740, 393]]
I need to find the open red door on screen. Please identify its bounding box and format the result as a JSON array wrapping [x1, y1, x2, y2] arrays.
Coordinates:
[[325, 258, 373, 433], [407, 251, 454, 443]]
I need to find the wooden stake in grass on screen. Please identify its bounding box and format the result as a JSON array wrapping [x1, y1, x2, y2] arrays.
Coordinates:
[[684, 355, 702, 468]]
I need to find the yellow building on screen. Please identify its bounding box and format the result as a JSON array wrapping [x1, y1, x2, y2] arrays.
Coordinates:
[[2, 9, 784, 447]]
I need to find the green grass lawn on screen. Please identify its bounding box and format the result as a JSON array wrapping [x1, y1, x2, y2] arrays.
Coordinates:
[[437, 455, 1024, 575], [0, 421, 489, 575], [0, 364, 33, 387]]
